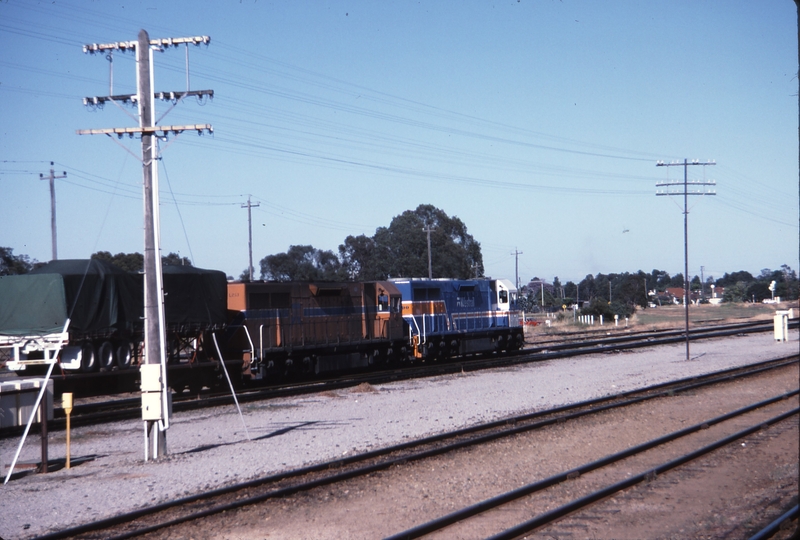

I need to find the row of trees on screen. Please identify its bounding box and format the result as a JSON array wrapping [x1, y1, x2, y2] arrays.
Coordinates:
[[254, 204, 483, 282], [3, 203, 797, 321], [520, 265, 800, 318], [90, 251, 191, 272], [0, 247, 37, 275], [0, 247, 191, 275], [1, 205, 482, 282]]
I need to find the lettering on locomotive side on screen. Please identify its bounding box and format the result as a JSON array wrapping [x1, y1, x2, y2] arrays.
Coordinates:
[[456, 297, 475, 308]]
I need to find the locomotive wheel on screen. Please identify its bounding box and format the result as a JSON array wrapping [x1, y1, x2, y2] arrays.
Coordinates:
[[98, 341, 115, 371], [116, 341, 133, 369], [79, 343, 97, 372]]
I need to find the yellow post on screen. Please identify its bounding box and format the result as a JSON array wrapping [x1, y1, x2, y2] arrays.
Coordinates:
[[62, 393, 73, 469]]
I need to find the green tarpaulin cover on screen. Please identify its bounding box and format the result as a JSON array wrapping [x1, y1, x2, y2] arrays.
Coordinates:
[[0, 273, 68, 336], [0, 259, 227, 338]]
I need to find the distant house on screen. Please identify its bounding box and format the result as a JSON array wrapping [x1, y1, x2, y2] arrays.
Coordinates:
[[664, 286, 722, 305], [665, 287, 685, 304]]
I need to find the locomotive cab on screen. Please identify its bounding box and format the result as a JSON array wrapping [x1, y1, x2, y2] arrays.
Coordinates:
[[491, 279, 518, 312]]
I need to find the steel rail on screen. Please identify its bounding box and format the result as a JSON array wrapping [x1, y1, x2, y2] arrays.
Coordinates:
[[40, 343, 800, 431], [526, 318, 793, 352], [33, 357, 798, 540], [486, 407, 799, 540], [386, 392, 799, 539], [748, 504, 799, 540]]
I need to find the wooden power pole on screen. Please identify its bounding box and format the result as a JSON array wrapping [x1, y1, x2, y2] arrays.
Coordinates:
[[39, 162, 66, 261], [656, 159, 716, 361]]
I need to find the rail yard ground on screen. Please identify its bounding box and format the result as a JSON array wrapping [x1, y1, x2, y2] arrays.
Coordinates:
[[525, 301, 795, 335], [1, 321, 798, 538]]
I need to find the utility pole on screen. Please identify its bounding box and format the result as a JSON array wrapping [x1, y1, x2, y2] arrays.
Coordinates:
[[511, 249, 523, 289], [39, 162, 66, 261], [656, 159, 716, 361], [423, 224, 434, 279], [242, 196, 260, 281], [700, 265, 705, 300], [78, 30, 213, 461]]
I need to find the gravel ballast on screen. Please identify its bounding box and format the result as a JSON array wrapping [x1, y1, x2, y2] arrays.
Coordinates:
[[0, 331, 796, 538]]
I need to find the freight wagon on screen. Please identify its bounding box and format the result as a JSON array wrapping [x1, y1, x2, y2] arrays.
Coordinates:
[[0, 259, 227, 378]]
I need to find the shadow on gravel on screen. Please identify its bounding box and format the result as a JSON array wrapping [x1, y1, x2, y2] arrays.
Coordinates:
[[179, 421, 319, 455], [3, 454, 102, 482]]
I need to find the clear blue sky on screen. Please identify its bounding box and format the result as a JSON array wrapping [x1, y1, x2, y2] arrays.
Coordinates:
[[1, 1, 797, 285]]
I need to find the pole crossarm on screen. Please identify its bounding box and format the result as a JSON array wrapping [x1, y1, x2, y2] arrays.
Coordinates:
[[82, 89, 214, 107], [76, 124, 213, 137], [656, 183, 716, 196], [83, 35, 210, 54]]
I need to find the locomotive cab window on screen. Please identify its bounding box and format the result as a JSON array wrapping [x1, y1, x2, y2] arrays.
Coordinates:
[[498, 290, 509, 304], [391, 296, 401, 313], [378, 294, 389, 311]]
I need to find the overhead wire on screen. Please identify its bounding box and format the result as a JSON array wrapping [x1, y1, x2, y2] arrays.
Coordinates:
[[5, 2, 681, 202], [159, 154, 196, 265], [4, 1, 795, 247]]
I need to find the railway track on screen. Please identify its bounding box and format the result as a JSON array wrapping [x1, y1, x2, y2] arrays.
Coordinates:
[[0, 317, 792, 436], [526, 317, 777, 345], [33, 355, 798, 539], [389, 394, 797, 538]]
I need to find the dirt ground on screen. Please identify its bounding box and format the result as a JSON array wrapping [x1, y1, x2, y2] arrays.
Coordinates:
[[149, 363, 799, 540]]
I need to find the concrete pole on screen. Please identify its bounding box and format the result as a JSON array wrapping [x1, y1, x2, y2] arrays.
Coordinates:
[[139, 29, 167, 459]]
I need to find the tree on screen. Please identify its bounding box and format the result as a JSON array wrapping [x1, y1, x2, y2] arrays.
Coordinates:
[[581, 297, 614, 318], [254, 205, 483, 283], [746, 281, 771, 302], [92, 251, 143, 272], [690, 275, 702, 291], [616, 272, 647, 309], [716, 271, 754, 288], [0, 247, 37, 275], [259, 245, 343, 281], [338, 234, 381, 281], [722, 282, 748, 303], [161, 252, 192, 267], [552, 276, 562, 298], [91, 251, 190, 272], [370, 204, 483, 279], [668, 273, 685, 288], [564, 280, 577, 300], [578, 274, 596, 300]]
